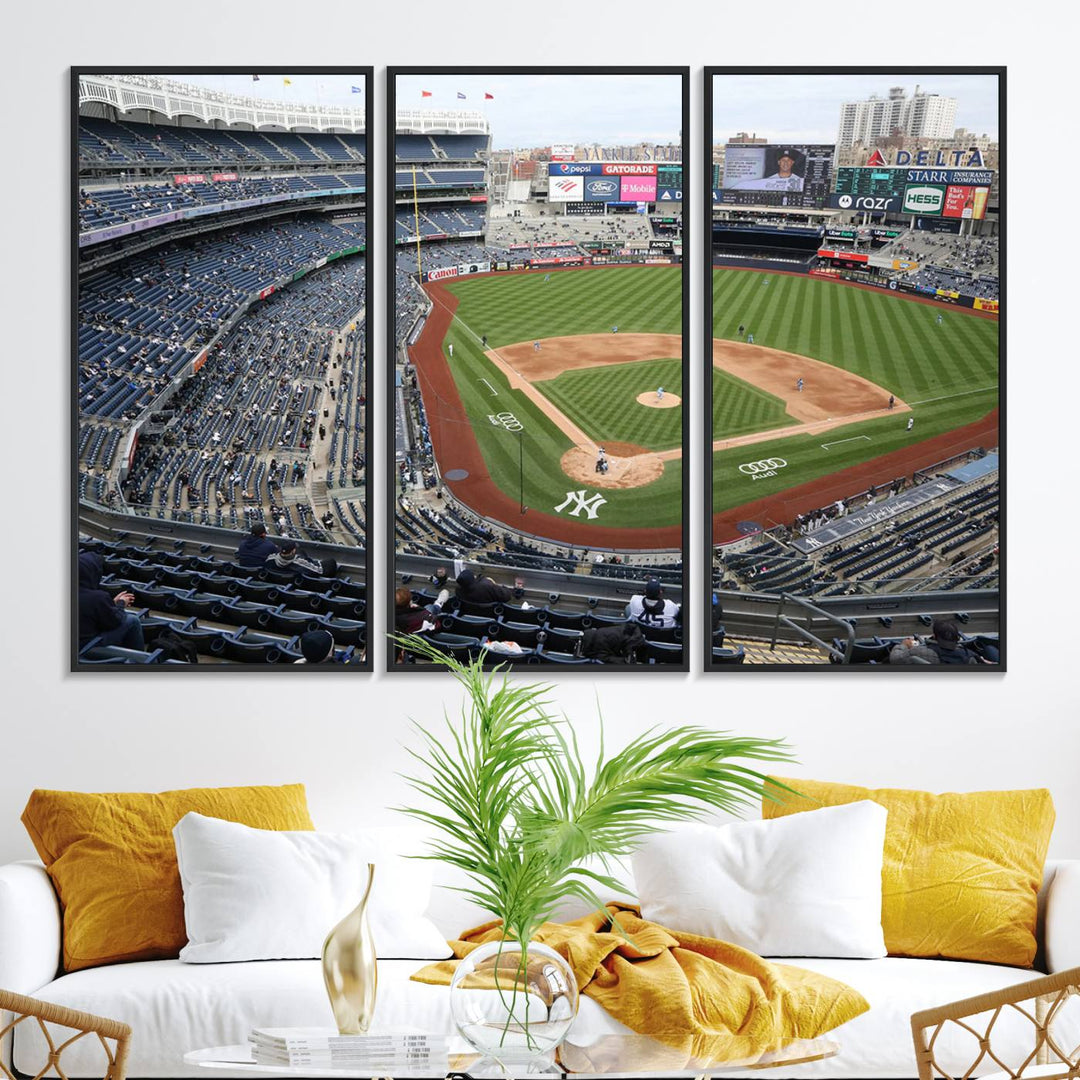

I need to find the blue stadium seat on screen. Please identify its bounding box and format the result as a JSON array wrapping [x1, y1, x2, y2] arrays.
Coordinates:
[[643, 640, 683, 665], [711, 645, 747, 665]]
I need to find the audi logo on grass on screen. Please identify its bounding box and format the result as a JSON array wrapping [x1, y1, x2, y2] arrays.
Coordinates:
[[739, 457, 787, 480]]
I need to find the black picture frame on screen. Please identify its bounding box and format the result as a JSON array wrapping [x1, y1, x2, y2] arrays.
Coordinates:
[[387, 67, 691, 673], [703, 67, 1005, 672], [72, 67, 374, 671]]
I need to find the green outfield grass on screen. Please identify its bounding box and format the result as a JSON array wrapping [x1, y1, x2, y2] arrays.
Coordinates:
[[538, 357, 683, 452], [713, 368, 792, 439], [434, 267, 683, 532], [711, 269, 999, 514]]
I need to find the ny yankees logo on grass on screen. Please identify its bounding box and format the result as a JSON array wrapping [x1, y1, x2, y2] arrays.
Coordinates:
[[554, 489, 607, 519]]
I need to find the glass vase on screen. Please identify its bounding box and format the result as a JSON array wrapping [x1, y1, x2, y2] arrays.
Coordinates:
[[321, 862, 377, 1034], [449, 939, 578, 1070]]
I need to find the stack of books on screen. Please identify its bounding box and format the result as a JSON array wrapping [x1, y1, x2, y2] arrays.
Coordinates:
[[248, 1027, 449, 1072]]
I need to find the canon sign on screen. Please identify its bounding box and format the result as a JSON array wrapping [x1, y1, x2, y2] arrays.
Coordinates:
[[601, 163, 657, 176], [902, 185, 945, 214]]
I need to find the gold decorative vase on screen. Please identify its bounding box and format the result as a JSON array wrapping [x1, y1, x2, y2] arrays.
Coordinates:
[[321, 863, 377, 1034]]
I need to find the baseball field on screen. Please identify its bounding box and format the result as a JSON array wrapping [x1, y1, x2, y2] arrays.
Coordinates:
[[410, 266, 684, 549], [710, 268, 1000, 541]]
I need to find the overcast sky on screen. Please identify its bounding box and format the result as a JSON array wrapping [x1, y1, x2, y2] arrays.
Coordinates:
[[396, 73, 682, 149], [713, 73, 1000, 145], [172, 72, 368, 107]]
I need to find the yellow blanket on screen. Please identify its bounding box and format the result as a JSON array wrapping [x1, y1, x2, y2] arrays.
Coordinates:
[[412, 904, 868, 1067]]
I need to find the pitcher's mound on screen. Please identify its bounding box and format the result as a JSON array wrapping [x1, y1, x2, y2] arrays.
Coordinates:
[[637, 391, 681, 409], [560, 445, 663, 490]]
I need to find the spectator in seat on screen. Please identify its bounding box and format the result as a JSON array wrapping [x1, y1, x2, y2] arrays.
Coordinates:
[[889, 638, 941, 665], [627, 577, 681, 628], [294, 629, 335, 664], [78, 552, 144, 650], [267, 540, 337, 578], [236, 521, 278, 568], [454, 567, 518, 606], [925, 619, 981, 665], [394, 585, 450, 635]]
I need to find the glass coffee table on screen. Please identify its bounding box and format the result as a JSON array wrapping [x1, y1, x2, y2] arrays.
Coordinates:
[[186, 1032, 838, 1078]]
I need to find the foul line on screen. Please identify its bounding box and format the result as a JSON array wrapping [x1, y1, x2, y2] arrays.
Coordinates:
[[821, 435, 871, 451], [909, 386, 998, 406], [480, 378, 498, 396]]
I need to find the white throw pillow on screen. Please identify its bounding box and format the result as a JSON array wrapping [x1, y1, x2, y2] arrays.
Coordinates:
[[174, 812, 451, 962], [632, 801, 887, 958]]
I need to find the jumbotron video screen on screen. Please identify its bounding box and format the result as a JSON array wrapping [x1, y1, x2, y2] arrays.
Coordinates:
[[714, 143, 834, 208]]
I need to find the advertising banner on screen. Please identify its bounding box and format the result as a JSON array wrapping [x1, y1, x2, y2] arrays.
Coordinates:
[[211, 172, 238, 182], [548, 162, 602, 176], [656, 187, 682, 201], [469, 194, 488, 202], [837, 167, 995, 197], [458, 261, 491, 276], [259, 286, 276, 300], [818, 248, 869, 263], [602, 162, 657, 175], [427, 266, 459, 282], [828, 192, 906, 213], [891, 259, 918, 271], [974, 298, 1000, 313], [620, 175, 657, 201], [943, 185, 990, 220], [529, 256, 586, 267], [548, 175, 584, 201], [192, 350, 209, 373], [173, 174, 206, 184], [583, 177, 621, 202], [551, 143, 575, 161], [902, 184, 946, 215]]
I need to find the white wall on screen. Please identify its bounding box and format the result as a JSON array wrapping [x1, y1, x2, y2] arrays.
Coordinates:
[[1, 4, 1076, 867]]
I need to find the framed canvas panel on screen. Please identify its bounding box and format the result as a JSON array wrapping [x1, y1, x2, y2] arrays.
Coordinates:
[[704, 68, 1003, 671], [73, 68, 373, 670], [388, 67, 690, 672]]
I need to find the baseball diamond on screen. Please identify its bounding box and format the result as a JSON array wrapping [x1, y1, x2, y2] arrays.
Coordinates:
[[711, 268, 999, 542], [409, 266, 684, 549]]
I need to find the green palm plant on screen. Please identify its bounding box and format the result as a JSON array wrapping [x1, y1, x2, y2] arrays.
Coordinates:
[[395, 635, 795, 947]]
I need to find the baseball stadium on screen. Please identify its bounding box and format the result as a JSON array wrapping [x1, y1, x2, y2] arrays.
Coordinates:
[[392, 72, 688, 668], [75, 72, 370, 667], [706, 73, 1001, 667]]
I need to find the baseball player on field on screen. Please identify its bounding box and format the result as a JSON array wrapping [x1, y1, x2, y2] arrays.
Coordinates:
[[656, 386, 664, 402]]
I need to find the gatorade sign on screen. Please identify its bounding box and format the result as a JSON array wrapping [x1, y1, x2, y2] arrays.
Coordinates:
[[903, 184, 946, 216]]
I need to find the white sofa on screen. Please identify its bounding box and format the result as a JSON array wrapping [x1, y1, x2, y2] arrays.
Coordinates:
[[2, 846, 1078, 1080]]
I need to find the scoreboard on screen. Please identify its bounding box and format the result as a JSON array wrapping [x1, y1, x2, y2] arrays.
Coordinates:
[[712, 144, 834, 208]]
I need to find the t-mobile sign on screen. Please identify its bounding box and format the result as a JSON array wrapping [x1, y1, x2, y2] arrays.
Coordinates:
[[620, 176, 657, 200]]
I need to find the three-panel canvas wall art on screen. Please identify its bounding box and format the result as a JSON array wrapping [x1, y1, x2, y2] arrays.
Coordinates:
[[73, 67, 1001, 671]]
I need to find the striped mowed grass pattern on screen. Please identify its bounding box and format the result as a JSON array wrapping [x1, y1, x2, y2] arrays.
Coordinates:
[[713, 368, 791, 440], [538, 358, 683, 452], [429, 267, 683, 531], [443, 266, 681, 347], [710, 269, 999, 514]]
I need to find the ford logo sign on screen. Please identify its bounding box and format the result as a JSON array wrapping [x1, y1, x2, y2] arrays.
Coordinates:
[[588, 180, 618, 195]]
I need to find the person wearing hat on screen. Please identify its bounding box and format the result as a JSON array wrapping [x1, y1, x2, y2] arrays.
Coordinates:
[[924, 619, 980, 665], [454, 567, 516, 606], [236, 521, 279, 568], [295, 629, 335, 664], [731, 147, 805, 193], [266, 539, 337, 579], [626, 577, 681, 629]]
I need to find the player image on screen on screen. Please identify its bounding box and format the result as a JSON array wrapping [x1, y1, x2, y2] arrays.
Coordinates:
[[727, 146, 805, 192]]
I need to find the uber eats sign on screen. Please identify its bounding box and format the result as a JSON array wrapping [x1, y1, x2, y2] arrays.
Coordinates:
[[902, 183, 946, 216]]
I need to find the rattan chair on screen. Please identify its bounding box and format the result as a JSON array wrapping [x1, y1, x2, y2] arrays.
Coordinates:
[[0, 990, 131, 1080], [911, 966, 1080, 1080]]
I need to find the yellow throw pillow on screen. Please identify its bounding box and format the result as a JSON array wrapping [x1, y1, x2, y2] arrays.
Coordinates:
[[22, 784, 314, 972], [763, 778, 1054, 967]]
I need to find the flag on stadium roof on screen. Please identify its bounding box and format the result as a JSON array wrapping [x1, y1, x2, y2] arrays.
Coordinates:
[[457, 92, 466, 99], [484, 92, 494, 100], [283, 78, 292, 87], [351, 86, 362, 93], [421, 90, 432, 98], [252, 74, 260, 82]]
